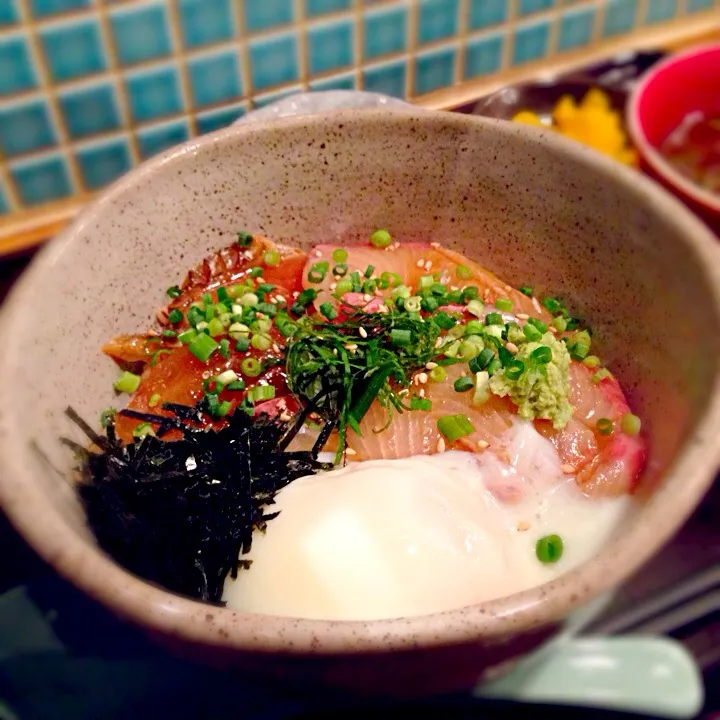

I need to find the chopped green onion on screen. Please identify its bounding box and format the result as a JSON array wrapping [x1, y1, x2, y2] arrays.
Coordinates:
[[148, 393, 161, 408], [248, 266, 264, 278], [378, 277, 390, 290], [275, 320, 296, 339], [542, 297, 562, 314], [217, 287, 229, 304], [390, 329, 412, 346], [320, 302, 338, 320], [240, 292, 259, 307], [582, 355, 600, 369], [364, 264, 375, 279], [262, 250, 280, 267], [531, 345, 553, 364], [432, 312, 456, 330], [248, 385, 275, 404], [216, 369, 238, 385], [241, 357, 262, 377], [187, 306, 204, 327], [332, 248, 348, 263], [596, 418, 614, 435], [523, 323, 543, 342], [459, 339, 481, 359], [381, 271, 402, 288], [370, 229, 392, 247], [621, 413, 641, 435], [465, 320, 484, 336], [466, 299, 484, 318], [456, 265, 473, 280], [335, 279, 353, 296], [166, 285, 182, 299], [218, 338, 231, 358], [553, 316, 567, 333], [235, 337, 251, 352], [429, 366, 447, 382], [188, 333, 219, 363], [114, 371, 141, 394], [505, 359, 525, 380], [162, 329, 177, 339], [133, 422, 155, 439], [237, 231, 253, 247], [202, 292, 213, 307], [569, 342, 590, 361], [446, 289, 463, 304], [203, 377, 223, 395], [472, 371, 490, 406], [536, 534, 564, 563], [495, 298, 513, 313], [251, 334, 271, 351], [290, 302, 307, 316], [167, 309, 183, 326], [519, 285, 533, 297], [430, 282, 447, 296], [485, 312, 503, 325], [410, 397, 432, 411], [421, 296, 439, 312], [255, 302, 277, 317], [297, 289, 317, 305], [216, 400, 232, 417], [208, 317, 224, 337], [487, 357, 503, 375], [404, 297, 421, 313], [469, 348, 494, 372], [419, 275, 434, 290], [437, 414, 476, 443], [226, 380, 246, 391], [333, 263, 348, 277], [362, 279, 377, 294], [100, 408, 117, 427], [462, 286, 479, 302], [453, 376, 474, 392], [527, 317, 548, 334], [150, 349, 172, 366], [592, 368, 613, 384]]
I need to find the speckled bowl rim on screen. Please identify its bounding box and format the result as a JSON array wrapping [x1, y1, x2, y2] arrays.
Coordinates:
[[1, 109, 719, 655], [626, 43, 720, 215]]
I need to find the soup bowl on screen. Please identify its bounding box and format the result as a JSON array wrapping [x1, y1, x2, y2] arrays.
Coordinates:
[[0, 110, 718, 696]]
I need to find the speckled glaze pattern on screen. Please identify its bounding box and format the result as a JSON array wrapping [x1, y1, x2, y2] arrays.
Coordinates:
[[0, 110, 719, 693]]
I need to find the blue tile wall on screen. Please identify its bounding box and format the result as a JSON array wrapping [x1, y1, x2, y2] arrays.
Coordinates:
[[558, 6, 596, 51], [10, 153, 72, 205], [308, 19, 354, 75], [110, 2, 173, 67], [0, 34, 38, 95], [1, 0, 718, 214], [364, 6, 408, 60], [418, 0, 459, 45], [75, 137, 132, 190], [468, 0, 508, 30], [40, 18, 107, 82], [464, 32, 504, 79]]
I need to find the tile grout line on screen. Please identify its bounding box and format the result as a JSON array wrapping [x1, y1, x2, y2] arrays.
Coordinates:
[[501, 0, 518, 75], [165, 0, 196, 138], [545, 4, 562, 62], [455, 0, 469, 85], [406, 0, 419, 99], [353, 0, 365, 90], [295, 0, 310, 93], [233, 1, 255, 107], [93, 0, 141, 172], [11, 3, 83, 208]]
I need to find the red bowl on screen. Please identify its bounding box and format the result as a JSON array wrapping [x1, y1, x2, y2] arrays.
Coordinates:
[[627, 44, 720, 231]]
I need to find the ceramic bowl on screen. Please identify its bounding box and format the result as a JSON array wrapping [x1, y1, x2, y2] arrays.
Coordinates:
[[0, 110, 719, 695], [627, 44, 720, 230]]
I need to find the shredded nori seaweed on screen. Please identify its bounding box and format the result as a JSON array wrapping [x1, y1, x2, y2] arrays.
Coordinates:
[[65, 403, 333, 604]]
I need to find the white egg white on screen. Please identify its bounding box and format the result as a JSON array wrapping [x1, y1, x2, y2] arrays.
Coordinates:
[[222, 421, 629, 621]]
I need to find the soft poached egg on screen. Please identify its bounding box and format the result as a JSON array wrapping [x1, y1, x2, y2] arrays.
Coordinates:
[[222, 421, 629, 620]]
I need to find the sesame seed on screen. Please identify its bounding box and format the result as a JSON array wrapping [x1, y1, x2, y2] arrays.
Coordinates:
[[562, 463, 575, 474], [450, 285, 458, 291], [314, 250, 322, 257], [359, 327, 368, 338], [276, 295, 286, 305], [399, 388, 410, 396], [277, 399, 287, 410], [272, 343, 281, 353], [416, 372, 428, 384], [505, 342, 519, 354], [344, 343, 358, 352], [516, 521, 531, 532], [424, 260, 432, 271], [363, 293, 372, 302], [532, 297, 542, 313], [484, 289, 490, 300], [430, 242, 440, 248], [243, 250, 253, 260], [256, 312, 265, 320], [416, 259, 425, 268], [418, 388, 425, 397], [374, 288, 383, 296], [333, 348, 338, 356], [425, 361, 438, 369], [436, 437, 446, 453], [435, 337, 443, 348], [346, 447, 357, 456], [330, 282, 337, 290], [549, 326, 558, 333], [477, 440, 489, 449], [269, 297, 278, 304], [517, 312, 529, 320], [293, 291, 300, 299], [279, 412, 291, 422]]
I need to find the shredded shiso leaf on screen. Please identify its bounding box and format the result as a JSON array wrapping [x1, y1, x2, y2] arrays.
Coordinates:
[[64, 403, 332, 604]]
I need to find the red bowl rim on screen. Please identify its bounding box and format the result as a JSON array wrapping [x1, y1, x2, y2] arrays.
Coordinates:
[[626, 43, 720, 215]]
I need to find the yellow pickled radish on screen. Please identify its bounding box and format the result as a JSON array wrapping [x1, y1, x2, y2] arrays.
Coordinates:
[[512, 110, 544, 126]]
